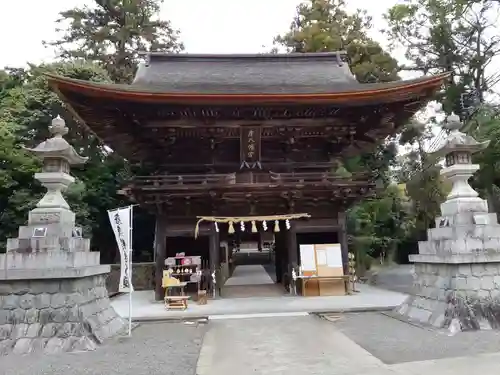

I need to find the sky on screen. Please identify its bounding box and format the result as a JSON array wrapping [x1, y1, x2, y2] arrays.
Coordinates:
[[0, 0, 401, 68]]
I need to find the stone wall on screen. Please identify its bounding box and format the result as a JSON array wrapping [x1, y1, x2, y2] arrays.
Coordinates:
[[0, 274, 126, 355], [397, 261, 500, 329], [106, 262, 155, 294]]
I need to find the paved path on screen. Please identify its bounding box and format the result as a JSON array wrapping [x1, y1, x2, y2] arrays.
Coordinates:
[[224, 264, 275, 286], [222, 264, 283, 298], [196, 315, 500, 375], [112, 284, 407, 320], [393, 352, 500, 375], [369, 265, 415, 294], [196, 315, 384, 375]]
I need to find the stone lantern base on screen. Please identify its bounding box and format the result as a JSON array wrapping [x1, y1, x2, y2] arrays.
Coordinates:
[[397, 255, 500, 330], [0, 200, 127, 355], [0, 268, 127, 355], [396, 197, 500, 330]]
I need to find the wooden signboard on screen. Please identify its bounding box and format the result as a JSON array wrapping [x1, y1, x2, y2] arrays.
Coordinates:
[[240, 126, 262, 169], [299, 243, 345, 297]]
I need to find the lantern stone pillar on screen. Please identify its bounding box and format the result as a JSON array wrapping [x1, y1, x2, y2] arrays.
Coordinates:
[[0, 116, 126, 356], [396, 113, 500, 331]]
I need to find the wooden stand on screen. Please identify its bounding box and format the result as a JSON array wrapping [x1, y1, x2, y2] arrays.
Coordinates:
[[164, 255, 203, 302], [164, 295, 190, 310], [162, 272, 191, 310]]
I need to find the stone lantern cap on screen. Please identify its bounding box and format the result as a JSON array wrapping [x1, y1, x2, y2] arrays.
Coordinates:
[[430, 113, 490, 159], [24, 115, 88, 165]]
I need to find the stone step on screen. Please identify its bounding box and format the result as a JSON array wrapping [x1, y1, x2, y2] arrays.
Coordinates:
[[418, 236, 500, 254], [434, 212, 498, 227], [427, 223, 500, 242]]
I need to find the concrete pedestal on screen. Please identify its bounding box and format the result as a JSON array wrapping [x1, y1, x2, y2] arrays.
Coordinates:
[[0, 267, 126, 355], [397, 197, 500, 330], [397, 254, 500, 329]]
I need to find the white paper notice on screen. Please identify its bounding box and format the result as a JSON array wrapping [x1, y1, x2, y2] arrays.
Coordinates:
[[300, 244, 316, 271], [316, 249, 327, 265], [326, 244, 343, 268]]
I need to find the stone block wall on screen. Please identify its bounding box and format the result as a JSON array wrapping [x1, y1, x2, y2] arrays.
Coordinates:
[[0, 274, 126, 355], [106, 262, 155, 294], [397, 261, 500, 329]]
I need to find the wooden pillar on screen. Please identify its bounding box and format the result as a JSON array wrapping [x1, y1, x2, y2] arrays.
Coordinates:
[[275, 230, 288, 286], [274, 233, 283, 283], [338, 211, 349, 275], [154, 214, 168, 301], [224, 241, 229, 265], [209, 231, 220, 296], [209, 231, 220, 273], [286, 223, 298, 278]]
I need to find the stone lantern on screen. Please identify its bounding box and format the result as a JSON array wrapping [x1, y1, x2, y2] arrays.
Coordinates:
[[28, 115, 87, 213], [0, 116, 125, 356], [433, 112, 489, 209], [396, 113, 500, 331], [7, 115, 91, 253]]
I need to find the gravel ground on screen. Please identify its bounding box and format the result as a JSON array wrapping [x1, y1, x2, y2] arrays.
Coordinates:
[[0, 322, 207, 375], [328, 312, 500, 364]]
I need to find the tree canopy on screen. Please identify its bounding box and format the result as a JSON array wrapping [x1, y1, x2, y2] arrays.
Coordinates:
[[46, 0, 184, 83], [275, 0, 399, 83], [384, 0, 500, 115]]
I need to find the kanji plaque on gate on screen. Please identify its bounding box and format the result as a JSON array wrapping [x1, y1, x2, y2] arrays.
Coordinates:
[[240, 126, 262, 169]]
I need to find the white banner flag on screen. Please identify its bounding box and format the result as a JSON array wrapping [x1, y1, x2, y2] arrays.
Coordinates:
[[108, 206, 134, 293]]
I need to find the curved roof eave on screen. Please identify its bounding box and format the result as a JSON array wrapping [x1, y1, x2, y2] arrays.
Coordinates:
[[46, 72, 450, 105]]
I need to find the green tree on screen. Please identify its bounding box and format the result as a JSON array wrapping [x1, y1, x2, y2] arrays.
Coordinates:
[[9, 61, 110, 148], [0, 69, 40, 250], [384, 0, 500, 115], [347, 184, 413, 271], [0, 121, 41, 251], [394, 121, 448, 237], [46, 0, 184, 83], [0, 62, 134, 261], [275, 0, 399, 83], [467, 106, 500, 212]]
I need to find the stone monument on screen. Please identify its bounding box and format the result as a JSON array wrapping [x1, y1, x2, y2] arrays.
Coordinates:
[[0, 116, 126, 355], [396, 113, 500, 330]]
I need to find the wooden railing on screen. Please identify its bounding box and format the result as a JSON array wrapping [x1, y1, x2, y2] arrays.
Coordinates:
[[132, 171, 371, 190], [133, 173, 236, 187], [269, 171, 370, 184]]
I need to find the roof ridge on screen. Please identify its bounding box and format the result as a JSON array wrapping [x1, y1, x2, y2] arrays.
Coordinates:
[[141, 51, 350, 65]]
